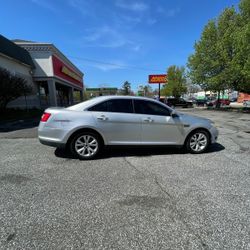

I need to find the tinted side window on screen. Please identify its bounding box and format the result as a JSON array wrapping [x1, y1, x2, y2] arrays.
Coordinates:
[[134, 100, 170, 116], [107, 99, 133, 113], [88, 101, 108, 112]]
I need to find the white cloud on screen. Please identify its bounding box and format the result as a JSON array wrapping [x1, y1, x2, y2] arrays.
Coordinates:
[[156, 6, 180, 17], [132, 45, 141, 52], [84, 26, 126, 48], [68, 57, 127, 72], [93, 62, 125, 71], [120, 15, 142, 24], [166, 8, 180, 17], [115, 0, 148, 11], [67, 0, 96, 17], [30, 0, 57, 12], [81, 60, 126, 71], [83, 26, 141, 51], [147, 18, 157, 25]]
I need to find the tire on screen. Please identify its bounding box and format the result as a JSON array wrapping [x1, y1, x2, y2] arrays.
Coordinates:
[[70, 132, 102, 160], [186, 130, 210, 154]]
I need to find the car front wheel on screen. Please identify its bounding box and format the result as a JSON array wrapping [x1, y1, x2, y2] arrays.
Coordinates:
[[70, 132, 101, 160], [186, 130, 209, 154]]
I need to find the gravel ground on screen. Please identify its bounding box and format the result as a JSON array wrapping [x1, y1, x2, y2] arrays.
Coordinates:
[[0, 109, 250, 249]]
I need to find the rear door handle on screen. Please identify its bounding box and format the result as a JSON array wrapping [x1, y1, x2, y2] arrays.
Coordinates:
[[97, 115, 108, 121], [143, 117, 153, 123]]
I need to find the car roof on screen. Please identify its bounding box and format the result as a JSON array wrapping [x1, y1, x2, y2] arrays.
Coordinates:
[[67, 95, 172, 111]]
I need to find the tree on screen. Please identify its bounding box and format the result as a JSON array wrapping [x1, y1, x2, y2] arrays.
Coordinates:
[[0, 67, 32, 109], [216, 7, 247, 93], [188, 9, 238, 107], [122, 81, 131, 95], [187, 20, 223, 92], [143, 85, 153, 97], [234, 0, 250, 92], [188, 0, 250, 94], [162, 65, 187, 98]]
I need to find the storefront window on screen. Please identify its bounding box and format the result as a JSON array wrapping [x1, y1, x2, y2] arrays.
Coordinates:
[[56, 84, 70, 107], [37, 81, 49, 108]]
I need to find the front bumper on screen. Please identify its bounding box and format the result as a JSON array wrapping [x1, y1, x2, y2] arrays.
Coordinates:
[[209, 126, 219, 144]]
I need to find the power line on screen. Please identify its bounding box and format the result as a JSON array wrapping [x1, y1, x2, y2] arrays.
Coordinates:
[[66, 55, 165, 72]]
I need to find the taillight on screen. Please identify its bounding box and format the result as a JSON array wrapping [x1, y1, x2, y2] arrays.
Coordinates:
[[41, 112, 51, 122]]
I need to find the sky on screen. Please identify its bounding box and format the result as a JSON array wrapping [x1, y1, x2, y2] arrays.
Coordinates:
[[1, 0, 240, 91]]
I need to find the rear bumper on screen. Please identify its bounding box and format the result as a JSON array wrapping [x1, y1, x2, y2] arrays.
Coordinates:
[[39, 138, 65, 148]]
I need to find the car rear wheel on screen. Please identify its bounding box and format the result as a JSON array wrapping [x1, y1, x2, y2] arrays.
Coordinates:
[[70, 132, 101, 160], [186, 130, 209, 154]]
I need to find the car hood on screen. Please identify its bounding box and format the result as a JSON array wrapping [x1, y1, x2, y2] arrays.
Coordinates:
[[177, 112, 213, 126]]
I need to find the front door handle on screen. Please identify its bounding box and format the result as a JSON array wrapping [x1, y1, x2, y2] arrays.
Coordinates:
[[143, 117, 153, 123], [97, 115, 108, 121]]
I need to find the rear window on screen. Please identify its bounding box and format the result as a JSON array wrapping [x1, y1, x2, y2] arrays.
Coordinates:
[[88, 101, 108, 111]]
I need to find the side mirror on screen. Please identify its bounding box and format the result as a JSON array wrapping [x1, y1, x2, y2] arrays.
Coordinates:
[[171, 110, 179, 118]]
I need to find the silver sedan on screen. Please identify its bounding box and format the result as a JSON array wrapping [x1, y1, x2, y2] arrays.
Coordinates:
[[38, 96, 218, 159]]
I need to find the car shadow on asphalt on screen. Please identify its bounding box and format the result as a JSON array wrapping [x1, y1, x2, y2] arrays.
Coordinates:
[[54, 143, 225, 160], [0, 118, 40, 132]]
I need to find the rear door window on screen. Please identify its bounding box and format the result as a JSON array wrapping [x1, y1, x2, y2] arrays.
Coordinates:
[[88, 99, 133, 113], [107, 99, 133, 113]]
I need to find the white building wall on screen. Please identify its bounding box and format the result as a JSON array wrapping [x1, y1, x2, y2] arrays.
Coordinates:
[[0, 55, 40, 109], [0, 55, 32, 81], [28, 51, 53, 77]]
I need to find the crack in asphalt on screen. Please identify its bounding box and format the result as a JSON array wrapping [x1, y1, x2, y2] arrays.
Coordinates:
[[153, 176, 209, 250], [123, 157, 209, 250], [123, 157, 147, 178]]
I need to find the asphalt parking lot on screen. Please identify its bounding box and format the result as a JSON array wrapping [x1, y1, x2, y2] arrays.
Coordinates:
[[0, 109, 250, 249]]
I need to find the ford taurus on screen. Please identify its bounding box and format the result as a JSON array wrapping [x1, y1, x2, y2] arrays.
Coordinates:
[[38, 96, 218, 159]]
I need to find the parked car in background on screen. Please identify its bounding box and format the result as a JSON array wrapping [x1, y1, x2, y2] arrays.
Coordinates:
[[166, 97, 193, 108], [207, 98, 230, 107], [243, 100, 250, 108], [38, 96, 218, 159], [196, 98, 207, 106], [218, 99, 230, 106], [159, 97, 167, 104], [230, 97, 238, 102], [206, 97, 216, 107], [188, 97, 197, 102]]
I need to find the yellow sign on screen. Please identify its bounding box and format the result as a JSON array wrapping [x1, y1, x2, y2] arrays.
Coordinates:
[[61, 66, 82, 82]]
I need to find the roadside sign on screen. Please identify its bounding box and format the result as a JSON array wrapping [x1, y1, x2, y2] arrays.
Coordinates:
[[148, 74, 167, 84], [148, 74, 167, 99]]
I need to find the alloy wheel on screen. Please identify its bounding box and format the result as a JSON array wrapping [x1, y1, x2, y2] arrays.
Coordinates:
[[189, 132, 208, 153], [74, 135, 99, 157]]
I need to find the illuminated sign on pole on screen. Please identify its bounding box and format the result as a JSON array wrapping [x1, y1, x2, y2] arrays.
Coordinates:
[[148, 74, 168, 99], [148, 74, 167, 84]]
